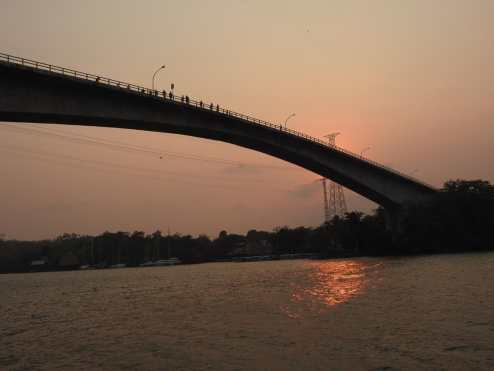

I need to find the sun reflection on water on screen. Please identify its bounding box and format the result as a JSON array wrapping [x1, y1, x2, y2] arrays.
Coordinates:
[[304, 260, 369, 306], [283, 260, 381, 317]]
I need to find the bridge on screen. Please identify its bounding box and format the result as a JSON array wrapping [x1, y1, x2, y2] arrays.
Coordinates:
[[0, 53, 437, 228]]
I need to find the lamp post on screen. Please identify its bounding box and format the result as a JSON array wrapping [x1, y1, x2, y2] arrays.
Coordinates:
[[360, 147, 371, 156], [284, 113, 296, 128], [152, 65, 166, 91]]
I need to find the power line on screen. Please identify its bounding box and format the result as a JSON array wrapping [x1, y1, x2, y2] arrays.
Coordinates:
[[31, 125, 239, 165], [0, 145, 292, 193], [1, 124, 298, 171]]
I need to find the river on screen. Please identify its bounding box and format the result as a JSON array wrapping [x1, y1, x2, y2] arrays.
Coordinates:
[[1, 253, 494, 370]]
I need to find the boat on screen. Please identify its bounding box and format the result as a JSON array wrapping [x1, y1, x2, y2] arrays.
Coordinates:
[[139, 258, 181, 267], [153, 258, 181, 266]]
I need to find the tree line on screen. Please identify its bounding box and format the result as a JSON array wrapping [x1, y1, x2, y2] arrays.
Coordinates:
[[1, 179, 493, 273]]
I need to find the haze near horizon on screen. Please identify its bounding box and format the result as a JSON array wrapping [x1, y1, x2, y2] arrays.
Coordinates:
[[1, 0, 493, 240]]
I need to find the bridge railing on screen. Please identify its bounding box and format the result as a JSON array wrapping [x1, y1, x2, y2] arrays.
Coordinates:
[[0, 52, 435, 189]]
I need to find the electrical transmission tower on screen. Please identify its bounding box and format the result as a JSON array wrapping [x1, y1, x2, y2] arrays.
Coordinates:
[[317, 178, 331, 222], [318, 133, 347, 223]]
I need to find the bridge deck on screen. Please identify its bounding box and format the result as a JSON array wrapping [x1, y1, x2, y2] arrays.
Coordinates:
[[0, 52, 435, 191]]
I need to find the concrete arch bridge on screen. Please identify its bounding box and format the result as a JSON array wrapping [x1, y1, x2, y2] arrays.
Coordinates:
[[0, 53, 437, 229]]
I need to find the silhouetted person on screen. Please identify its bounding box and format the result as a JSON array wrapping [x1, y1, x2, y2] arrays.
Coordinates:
[[200, 101, 203, 108], [181, 95, 184, 102], [210, 103, 213, 110], [162, 90, 166, 97], [216, 104, 219, 112], [186, 96, 190, 104], [169, 91, 173, 99]]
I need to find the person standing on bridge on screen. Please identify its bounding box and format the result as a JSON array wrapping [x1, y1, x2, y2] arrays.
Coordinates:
[[169, 91, 173, 99], [216, 104, 219, 112], [186, 96, 190, 104], [162, 90, 166, 98]]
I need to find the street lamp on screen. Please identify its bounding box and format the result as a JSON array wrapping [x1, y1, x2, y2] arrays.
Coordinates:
[[152, 64, 166, 91], [284, 113, 296, 128], [360, 146, 371, 156]]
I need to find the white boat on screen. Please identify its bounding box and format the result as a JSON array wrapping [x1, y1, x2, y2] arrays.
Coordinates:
[[139, 258, 181, 267], [139, 261, 156, 267], [153, 258, 181, 266]]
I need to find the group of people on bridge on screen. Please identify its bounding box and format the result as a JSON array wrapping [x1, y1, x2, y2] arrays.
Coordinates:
[[94, 75, 285, 130], [161, 89, 221, 113]]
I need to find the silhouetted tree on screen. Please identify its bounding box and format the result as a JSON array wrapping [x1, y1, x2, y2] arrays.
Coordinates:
[[1, 179, 493, 273]]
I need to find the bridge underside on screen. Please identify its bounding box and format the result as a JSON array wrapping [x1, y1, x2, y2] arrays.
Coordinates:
[[0, 62, 437, 218]]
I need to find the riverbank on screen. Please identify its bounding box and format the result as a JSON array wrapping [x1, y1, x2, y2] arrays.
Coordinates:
[[2, 179, 493, 274]]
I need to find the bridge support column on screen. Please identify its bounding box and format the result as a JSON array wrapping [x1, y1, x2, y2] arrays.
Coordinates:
[[384, 206, 405, 243]]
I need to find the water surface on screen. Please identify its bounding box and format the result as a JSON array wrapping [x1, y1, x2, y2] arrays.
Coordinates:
[[2, 253, 494, 370]]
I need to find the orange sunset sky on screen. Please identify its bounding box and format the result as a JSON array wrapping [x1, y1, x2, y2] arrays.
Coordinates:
[[1, 0, 493, 240]]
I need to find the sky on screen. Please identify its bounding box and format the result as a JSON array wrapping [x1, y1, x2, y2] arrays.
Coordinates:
[[0, 0, 493, 240]]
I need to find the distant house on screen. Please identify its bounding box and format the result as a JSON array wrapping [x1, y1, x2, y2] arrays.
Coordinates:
[[29, 257, 49, 271], [30, 259, 47, 267], [242, 240, 267, 256], [229, 239, 273, 256], [58, 252, 80, 269], [229, 241, 247, 256]]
